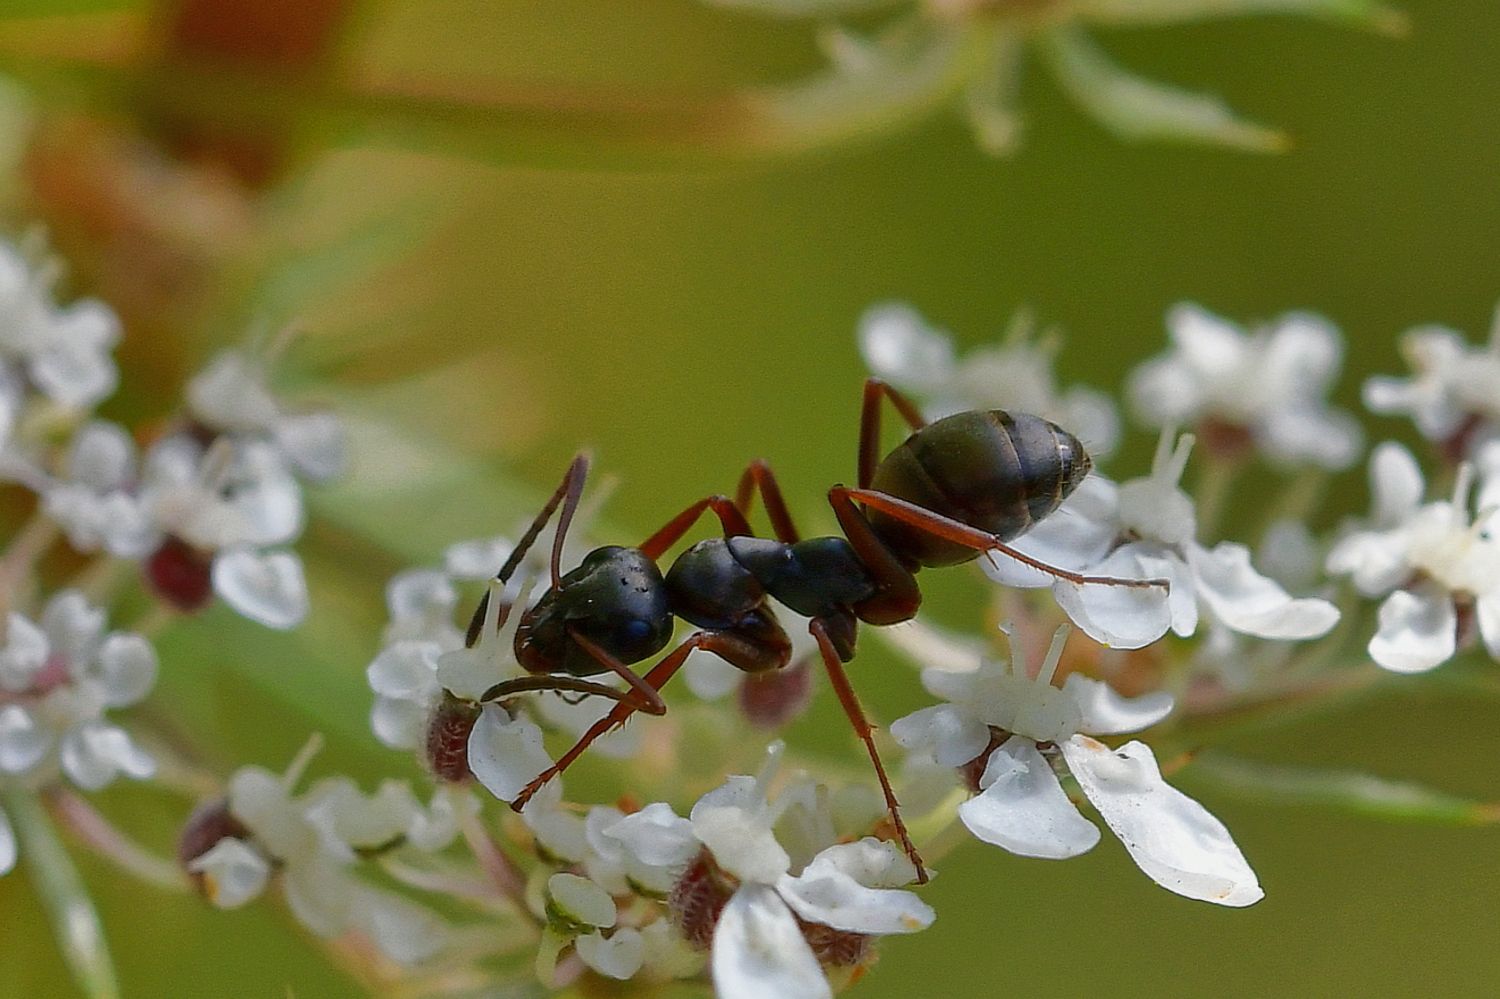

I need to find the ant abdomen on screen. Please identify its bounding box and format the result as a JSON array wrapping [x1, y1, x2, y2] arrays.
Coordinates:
[[867, 410, 1092, 568]]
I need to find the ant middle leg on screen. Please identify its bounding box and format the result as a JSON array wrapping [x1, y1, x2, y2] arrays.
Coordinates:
[[735, 459, 800, 543], [809, 615, 928, 884], [508, 629, 779, 812], [639, 495, 753, 561], [839, 486, 1170, 591], [859, 378, 927, 490]]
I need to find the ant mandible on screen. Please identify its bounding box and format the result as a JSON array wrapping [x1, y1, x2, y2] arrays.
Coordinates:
[[468, 378, 1166, 883]]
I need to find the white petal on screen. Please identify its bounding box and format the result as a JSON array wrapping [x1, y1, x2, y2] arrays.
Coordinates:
[[577, 928, 646, 980], [1052, 545, 1176, 648], [1063, 674, 1174, 736], [1062, 735, 1262, 906], [273, 412, 346, 482], [466, 705, 552, 803], [1477, 590, 1500, 662], [1370, 442, 1426, 526], [857, 302, 955, 392], [94, 633, 158, 707], [691, 776, 789, 884], [353, 885, 450, 964], [42, 590, 105, 666], [1187, 541, 1339, 640], [0, 704, 50, 774], [385, 569, 457, 627], [888, 704, 990, 768], [0, 806, 15, 874], [283, 858, 356, 937], [712, 886, 830, 999], [958, 737, 1099, 860], [366, 641, 440, 701], [66, 420, 136, 490], [548, 872, 617, 929], [59, 722, 155, 790], [212, 548, 309, 629], [0, 612, 50, 691], [1325, 527, 1412, 597], [776, 839, 933, 935], [442, 536, 512, 580], [370, 696, 427, 750], [187, 838, 271, 908], [983, 475, 1120, 588], [603, 801, 699, 872], [1369, 587, 1456, 674]]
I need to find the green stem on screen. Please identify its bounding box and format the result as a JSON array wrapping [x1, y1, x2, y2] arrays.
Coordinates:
[[3, 789, 121, 999]]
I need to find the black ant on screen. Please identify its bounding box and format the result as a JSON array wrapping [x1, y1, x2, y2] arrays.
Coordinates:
[[469, 378, 1165, 883]]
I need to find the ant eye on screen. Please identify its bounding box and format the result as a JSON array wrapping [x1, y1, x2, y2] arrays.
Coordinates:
[[620, 620, 651, 642]]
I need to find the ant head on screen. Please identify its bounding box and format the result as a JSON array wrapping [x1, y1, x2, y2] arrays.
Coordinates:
[[516, 546, 674, 676]]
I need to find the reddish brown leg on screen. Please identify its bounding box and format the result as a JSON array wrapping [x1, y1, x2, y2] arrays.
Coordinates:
[[466, 454, 590, 648], [509, 631, 769, 811], [564, 628, 668, 715], [481, 674, 642, 705], [639, 495, 753, 561], [844, 487, 1170, 590], [735, 459, 801, 543], [809, 617, 928, 884], [859, 378, 927, 490]]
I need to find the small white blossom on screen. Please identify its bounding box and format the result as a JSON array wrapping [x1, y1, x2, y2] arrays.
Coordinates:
[[186, 348, 347, 482], [1326, 443, 1500, 673], [191, 747, 455, 963], [603, 748, 934, 997], [0, 236, 120, 413], [891, 625, 1262, 906], [859, 302, 1120, 457], [987, 429, 1340, 649], [0, 592, 156, 875], [1128, 303, 1361, 469]]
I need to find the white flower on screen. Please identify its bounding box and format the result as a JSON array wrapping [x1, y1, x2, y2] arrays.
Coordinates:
[[191, 746, 454, 963], [1129, 304, 1361, 469], [1364, 312, 1500, 449], [0, 591, 156, 795], [987, 429, 1340, 648], [1326, 443, 1500, 673], [603, 748, 934, 997], [892, 625, 1262, 906], [41, 420, 154, 557], [859, 302, 1120, 457], [186, 347, 346, 482], [0, 237, 120, 411]]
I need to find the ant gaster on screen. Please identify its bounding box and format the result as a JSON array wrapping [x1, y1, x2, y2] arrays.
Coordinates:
[[468, 379, 1166, 883]]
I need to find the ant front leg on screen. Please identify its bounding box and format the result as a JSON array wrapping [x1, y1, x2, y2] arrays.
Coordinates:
[[480, 627, 668, 714], [809, 615, 928, 884], [858, 378, 927, 490], [841, 487, 1170, 591], [508, 630, 774, 812]]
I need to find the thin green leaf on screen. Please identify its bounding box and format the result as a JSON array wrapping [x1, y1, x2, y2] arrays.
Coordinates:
[[1075, 0, 1408, 34], [1038, 27, 1288, 152], [3, 789, 121, 999], [1183, 753, 1500, 826]]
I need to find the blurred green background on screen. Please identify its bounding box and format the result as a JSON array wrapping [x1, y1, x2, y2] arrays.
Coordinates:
[[1, 0, 1497, 996]]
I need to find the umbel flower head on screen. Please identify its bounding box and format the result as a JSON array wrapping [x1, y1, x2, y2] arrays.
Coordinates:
[[859, 301, 1120, 457], [600, 745, 935, 999], [1327, 443, 1500, 673], [1128, 303, 1362, 469], [0, 590, 158, 874], [891, 625, 1263, 906], [987, 429, 1341, 649]]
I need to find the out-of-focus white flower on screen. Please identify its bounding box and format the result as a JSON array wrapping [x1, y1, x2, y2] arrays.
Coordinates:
[[987, 429, 1340, 649], [41, 421, 153, 557], [602, 747, 934, 996], [1128, 304, 1361, 469], [0, 237, 120, 412], [859, 302, 1120, 457], [1327, 443, 1500, 673], [184, 747, 454, 964], [186, 348, 346, 482], [892, 625, 1262, 906], [1364, 312, 1500, 471]]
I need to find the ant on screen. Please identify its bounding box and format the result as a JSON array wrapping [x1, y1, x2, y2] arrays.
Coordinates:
[[468, 378, 1165, 883]]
